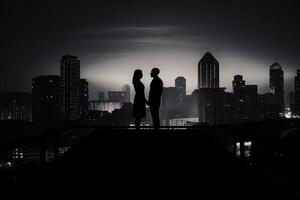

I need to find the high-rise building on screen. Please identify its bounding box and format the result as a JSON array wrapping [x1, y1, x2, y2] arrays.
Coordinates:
[[224, 92, 235, 124], [98, 91, 106, 101], [288, 91, 295, 114], [190, 90, 199, 118], [32, 75, 60, 122], [295, 69, 300, 114], [122, 84, 131, 103], [175, 77, 186, 105], [0, 92, 32, 121], [80, 79, 89, 118], [232, 75, 245, 94], [60, 55, 81, 121], [232, 75, 258, 122], [197, 52, 225, 125], [198, 88, 226, 125], [270, 62, 284, 112], [161, 87, 176, 109], [258, 93, 279, 119], [198, 52, 219, 89]]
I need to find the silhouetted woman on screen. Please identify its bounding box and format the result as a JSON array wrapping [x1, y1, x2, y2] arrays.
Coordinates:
[[132, 69, 147, 130]]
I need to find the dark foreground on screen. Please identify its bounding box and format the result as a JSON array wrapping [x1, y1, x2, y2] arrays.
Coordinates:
[[4, 126, 298, 199]]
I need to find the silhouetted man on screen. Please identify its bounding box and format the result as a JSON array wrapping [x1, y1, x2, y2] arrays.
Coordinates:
[[148, 68, 163, 130]]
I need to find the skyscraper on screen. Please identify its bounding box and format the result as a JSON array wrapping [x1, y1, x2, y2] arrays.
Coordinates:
[[198, 88, 226, 125], [232, 75, 258, 122], [232, 75, 245, 94], [289, 91, 295, 114], [198, 52, 219, 89], [198, 52, 225, 125], [190, 90, 199, 118], [175, 77, 186, 105], [295, 69, 300, 114], [122, 84, 131, 103], [269, 62, 284, 111], [80, 79, 89, 119], [161, 87, 176, 109], [32, 75, 60, 122], [60, 55, 81, 121]]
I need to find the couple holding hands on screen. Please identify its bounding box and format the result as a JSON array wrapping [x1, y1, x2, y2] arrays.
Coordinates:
[[132, 68, 163, 130]]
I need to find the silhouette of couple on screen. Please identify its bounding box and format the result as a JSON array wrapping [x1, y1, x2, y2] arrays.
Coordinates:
[[132, 68, 163, 130]]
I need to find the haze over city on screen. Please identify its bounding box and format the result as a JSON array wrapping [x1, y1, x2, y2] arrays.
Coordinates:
[[2, 0, 300, 100]]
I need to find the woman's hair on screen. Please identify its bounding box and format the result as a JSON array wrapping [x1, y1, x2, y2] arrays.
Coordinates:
[[132, 69, 142, 84]]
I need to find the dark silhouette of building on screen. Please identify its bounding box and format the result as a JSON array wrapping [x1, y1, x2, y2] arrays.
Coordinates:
[[60, 55, 81, 121], [162, 87, 176, 109], [270, 62, 284, 112], [80, 79, 89, 119], [98, 91, 106, 101], [0, 92, 32, 121], [190, 90, 200, 118], [232, 75, 246, 94], [32, 75, 60, 122], [197, 52, 225, 125], [198, 88, 226, 125], [224, 92, 235, 124], [232, 75, 258, 122], [175, 76, 186, 105], [198, 52, 219, 89], [122, 84, 131, 103], [288, 91, 295, 114], [295, 69, 300, 115], [258, 93, 279, 119]]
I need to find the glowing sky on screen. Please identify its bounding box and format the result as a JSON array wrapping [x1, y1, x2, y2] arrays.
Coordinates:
[[1, 1, 300, 100]]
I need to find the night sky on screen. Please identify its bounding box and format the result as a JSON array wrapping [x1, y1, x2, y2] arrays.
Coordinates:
[[1, 0, 300, 100]]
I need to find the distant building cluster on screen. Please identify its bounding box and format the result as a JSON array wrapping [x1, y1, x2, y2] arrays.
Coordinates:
[[0, 55, 132, 125], [0, 53, 299, 126], [160, 52, 299, 126]]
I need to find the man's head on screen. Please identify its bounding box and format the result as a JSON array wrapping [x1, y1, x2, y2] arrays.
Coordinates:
[[150, 68, 160, 78]]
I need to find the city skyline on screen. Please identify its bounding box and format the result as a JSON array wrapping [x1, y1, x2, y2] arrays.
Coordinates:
[[0, 52, 299, 101], [2, 1, 300, 100]]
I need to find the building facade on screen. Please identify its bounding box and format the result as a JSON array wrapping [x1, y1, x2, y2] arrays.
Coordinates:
[[232, 75, 258, 122], [32, 75, 60, 122], [197, 52, 225, 125], [269, 62, 284, 112], [122, 84, 131, 103], [198, 88, 226, 125], [0, 92, 32, 121], [295, 69, 300, 115], [175, 77, 186, 105], [60, 55, 81, 121], [162, 87, 176, 109], [198, 52, 219, 89], [80, 79, 89, 119]]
